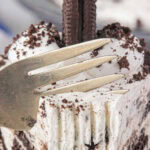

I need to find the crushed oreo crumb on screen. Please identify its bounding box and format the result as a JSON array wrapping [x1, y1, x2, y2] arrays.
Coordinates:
[[28, 24, 37, 36], [62, 99, 68, 103], [133, 72, 144, 81], [118, 56, 129, 70], [40, 101, 47, 118]]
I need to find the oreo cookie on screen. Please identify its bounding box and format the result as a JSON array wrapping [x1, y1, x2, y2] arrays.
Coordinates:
[[63, 0, 97, 46]]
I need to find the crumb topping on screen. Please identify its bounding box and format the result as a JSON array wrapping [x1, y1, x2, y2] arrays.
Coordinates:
[[4, 21, 64, 58], [97, 23, 131, 40], [133, 72, 145, 81], [118, 56, 129, 70]]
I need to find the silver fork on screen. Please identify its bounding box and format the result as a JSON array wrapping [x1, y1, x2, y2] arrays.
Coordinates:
[[0, 39, 124, 130]]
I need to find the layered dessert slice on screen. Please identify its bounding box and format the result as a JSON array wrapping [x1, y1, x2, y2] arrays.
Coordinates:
[[0, 21, 149, 150]]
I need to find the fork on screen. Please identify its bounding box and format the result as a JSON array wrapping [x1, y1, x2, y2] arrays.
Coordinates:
[[0, 39, 124, 130]]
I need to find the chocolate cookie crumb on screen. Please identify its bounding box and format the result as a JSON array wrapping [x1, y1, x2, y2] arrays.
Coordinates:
[[40, 101, 47, 118], [128, 79, 133, 84], [118, 56, 129, 70], [62, 99, 68, 103], [28, 24, 37, 36], [133, 72, 144, 81], [4, 44, 11, 55]]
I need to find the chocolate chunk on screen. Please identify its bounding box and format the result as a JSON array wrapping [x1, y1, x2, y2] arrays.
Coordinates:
[[62, 0, 96, 46], [118, 56, 129, 70]]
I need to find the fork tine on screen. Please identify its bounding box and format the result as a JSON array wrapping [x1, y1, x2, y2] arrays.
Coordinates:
[[109, 90, 128, 94], [30, 56, 117, 87], [37, 74, 124, 96], [20, 38, 110, 70]]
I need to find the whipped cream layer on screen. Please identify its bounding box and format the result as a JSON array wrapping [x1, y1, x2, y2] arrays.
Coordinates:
[[0, 22, 149, 150], [1, 79, 150, 150], [1, 90, 122, 150]]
